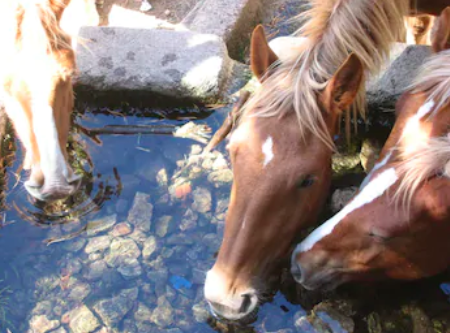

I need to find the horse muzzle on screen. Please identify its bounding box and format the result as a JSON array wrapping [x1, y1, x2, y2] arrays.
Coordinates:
[[25, 173, 82, 202]]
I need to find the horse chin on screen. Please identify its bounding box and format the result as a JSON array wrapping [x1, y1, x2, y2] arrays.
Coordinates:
[[207, 296, 259, 324], [25, 173, 82, 202]]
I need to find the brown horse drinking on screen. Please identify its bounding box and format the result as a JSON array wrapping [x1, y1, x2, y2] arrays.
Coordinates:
[[291, 7, 450, 291], [0, 0, 83, 201], [204, 0, 450, 321]]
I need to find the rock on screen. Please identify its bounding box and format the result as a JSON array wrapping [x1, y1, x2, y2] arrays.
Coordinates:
[[150, 296, 174, 327], [269, 36, 308, 62], [51, 327, 67, 333], [155, 216, 174, 237], [182, 0, 261, 59], [88, 252, 103, 261], [64, 257, 83, 275], [93, 287, 139, 327], [76, 27, 233, 105], [31, 300, 54, 317], [117, 258, 142, 279], [68, 305, 100, 333], [156, 168, 169, 188], [134, 302, 153, 323], [214, 198, 229, 222], [111, 222, 133, 237], [84, 260, 109, 281], [127, 192, 153, 232], [62, 238, 86, 252], [105, 238, 141, 267], [68, 282, 91, 302], [85, 235, 112, 254], [180, 209, 198, 231], [142, 236, 158, 260], [192, 187, 212, 213], [360, 139, 381, 172], [207, 169, 233, 186], [86, 214, 117, 236], [166, 233, 195, 245], [330, 187, 358, 213], [202, 233, 221, 252], [192, 301, 210, 323], [332, 153, 361, 174], [367, 44, 431, 110], [29, 315, 60, 333], [147, 269, 169, 288]]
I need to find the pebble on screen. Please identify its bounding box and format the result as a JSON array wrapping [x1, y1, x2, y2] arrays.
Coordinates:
[[180, 208, 198, 231], [192, 301, 210, 323], [127, 192, 153, 232], [68, 283, 91, 302], [150, 296, 174, 327], [117, 258, 142, 279], [93, 287, 139, 326], [105, 238, 141, 267], [84, 260, 109, 281], [85, 235, 112, 254], [207, 169, 233, 185], [330, 187, 358, 213], [68, 305, 100, 333], [86, 214, 117, 236], [155, 215, 173, 237], [142, 236, 158, 260], [29, 315, 60, 333], [192, 187, 212, 213], [62, 238, 87, 253]]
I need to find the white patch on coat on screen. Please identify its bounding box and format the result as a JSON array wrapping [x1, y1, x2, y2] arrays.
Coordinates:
[[262, 137, 274, 167], [296, 167, 399, 253], [359, 151, 393, 190]]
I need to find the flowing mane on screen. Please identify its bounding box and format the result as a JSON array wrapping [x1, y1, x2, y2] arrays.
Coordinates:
[[0, 0, 74, 84], [243, 0, 410, 148], [393, 50, 450, 210]]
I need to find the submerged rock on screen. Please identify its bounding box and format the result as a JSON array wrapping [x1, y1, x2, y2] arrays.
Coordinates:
[[84, 260, 109, 281], [111, 222, 133, 237], [29, 315, 60, 333], [105, 238, 141, 267], [93, 287, 139, 327], [155, 215, 174, 237], [127, 192, 153, 232], [85, 235, 112, 254], [142, 236, 159, 260], [134, 302, 153, 324], [150, 296, 174, 328], [86, 214, 117, 236], [68, 282, 91, 302], [192, 301, 210, 323], [180, 208, 198, 231], [62, 238, 86, 253], [192, 187, 212, 214], [68, 305, 100, 333], [207, 169, 233, 186], [117, 258, 142, 280]]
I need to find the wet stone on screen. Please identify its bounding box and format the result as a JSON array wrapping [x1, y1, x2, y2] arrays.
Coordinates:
[[127, 192, 153, 232], [89, 252, 103, 261], [207, 169, 233, 186], [51, 327, 67, 333], [128, 228, 148, 245], [86, 214, 117, 236], [150, 296, 174, 328], [166, 233, 195, 245], [93, 287, 139, 327], [84, 260, 109, 281], [105, 238, 141, 267], [180, 208, 198, 231], [202, 233, 221, 252], [62, 238, 86, 252], [134, 302, 153, 324], [111, 222, 133, 237], [192, 187, 212, 213], [31, 300, 54, 317], [68, 282, 91, 302], [85, 235, 111, 254], [29, 315, 60, 333], [64, 257, 83, 275], [68, 305, 100, 333], [142, 236, 159, 260], [155, 215, 173, 237], [117, 258, 142, 280], [156, 168, 169, 188], [192, 301, 210, 323]]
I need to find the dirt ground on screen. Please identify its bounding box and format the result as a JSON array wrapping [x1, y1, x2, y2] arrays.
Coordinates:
[[96, 0, 198, 25]]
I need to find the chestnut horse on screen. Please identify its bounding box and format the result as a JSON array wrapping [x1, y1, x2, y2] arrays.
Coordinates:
[[204, 0, 450, 321], [0, 0, 86, 202], [291, 7, 450, 291]]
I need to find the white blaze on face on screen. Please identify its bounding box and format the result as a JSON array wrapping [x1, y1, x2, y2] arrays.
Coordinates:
[[401, 100, 435, 154], [296, 167, 399, 253], [262, 136, 274, 167], [359, 151, 393, 190]]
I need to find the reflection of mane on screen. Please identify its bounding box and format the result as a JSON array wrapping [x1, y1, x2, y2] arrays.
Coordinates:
[[243, 0, 409, 148], [0, 0, 74, 82], [395, 51, 450, 211]]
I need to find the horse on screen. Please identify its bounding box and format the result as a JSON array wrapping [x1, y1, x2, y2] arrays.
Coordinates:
[[0, 0, 85, 202], [291, 7, 450, 291], [203, 0, 450, 321]]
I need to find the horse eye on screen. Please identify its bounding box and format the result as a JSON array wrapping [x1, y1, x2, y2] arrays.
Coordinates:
[[297, 175, 315, 188]]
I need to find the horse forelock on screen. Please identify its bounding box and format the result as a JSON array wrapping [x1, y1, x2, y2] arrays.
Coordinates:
[[242, 0, 409, 149]]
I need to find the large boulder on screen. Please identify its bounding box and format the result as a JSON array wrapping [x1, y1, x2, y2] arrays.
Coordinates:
[[75, 27, 234, 105]]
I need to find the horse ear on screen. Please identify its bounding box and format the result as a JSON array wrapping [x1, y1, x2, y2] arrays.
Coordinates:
[[432, 7, 450, 53], [323, 53, 364, 112], [250, 25, 279, 81]]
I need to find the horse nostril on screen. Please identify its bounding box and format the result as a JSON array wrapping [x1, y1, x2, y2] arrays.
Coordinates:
[[239, 294, 253, 314], [291, 261, 303, 282]]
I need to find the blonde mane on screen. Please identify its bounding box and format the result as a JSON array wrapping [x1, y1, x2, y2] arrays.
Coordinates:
[[243, 0, 410, 148], [393, 50, 450, 211], [0, 0, 74, 83]]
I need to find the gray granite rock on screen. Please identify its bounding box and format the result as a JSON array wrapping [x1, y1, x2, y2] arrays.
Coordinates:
[[85, 235, 112, 254], [150, 296, 174, 328], [76, 27, 233, 104], [105, 238, 141, 267], [127, 192, 153, 232], [68, 305, 100, 333], [93, 287, 139, 327], [84, 260, 109, 281], [192, 187, 212, 214], [155, 216, 174, 238], [142, 236, 159, 260]]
